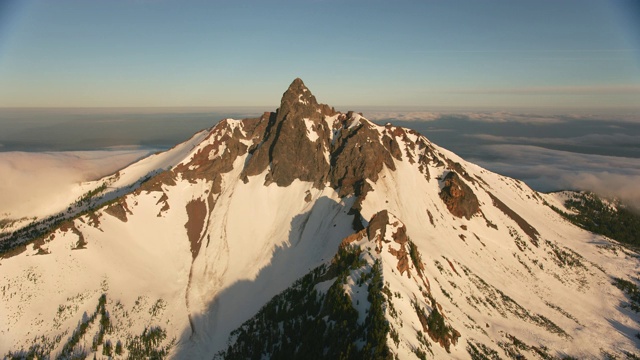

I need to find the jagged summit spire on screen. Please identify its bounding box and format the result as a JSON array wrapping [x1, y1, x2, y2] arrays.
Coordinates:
[[276, 78, 336, 123], [241, 78, 334, 188], [287, 78, 309, 93], [279, 78, 319, 113], [290, 77, 306, 88]]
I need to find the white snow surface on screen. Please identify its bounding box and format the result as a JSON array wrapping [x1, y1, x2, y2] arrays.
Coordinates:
[[303, 117, 319, 142], [1, 115, 639, 359]]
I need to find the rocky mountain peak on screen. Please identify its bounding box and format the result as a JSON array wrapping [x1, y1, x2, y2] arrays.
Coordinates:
[[276, 78, 333, 123], [241, 79, 403, 201], [280, 78, 317, 108], [240, 79, 334, 188]]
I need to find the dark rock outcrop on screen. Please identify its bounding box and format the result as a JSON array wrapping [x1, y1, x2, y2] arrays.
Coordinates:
[[329, 113, 397, 198], [241, 78, 336, 188], [366, 210, 411, 275], [185, 199, 207, 259], [240, 78, 401, 210], [175, 119, 255, 193], [439, 171, 480, 220], [367, 210, 391, 242], [104, 199, 132, 222]]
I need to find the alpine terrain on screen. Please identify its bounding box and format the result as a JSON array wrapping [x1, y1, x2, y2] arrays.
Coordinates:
[[1, 79, 639, 359]]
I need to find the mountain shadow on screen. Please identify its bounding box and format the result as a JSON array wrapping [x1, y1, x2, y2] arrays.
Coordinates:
[[172, 196, 355, 359]]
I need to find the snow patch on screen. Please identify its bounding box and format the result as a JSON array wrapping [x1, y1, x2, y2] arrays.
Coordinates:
[[348, 113, 362, 130], [302, 118, 319, 142]]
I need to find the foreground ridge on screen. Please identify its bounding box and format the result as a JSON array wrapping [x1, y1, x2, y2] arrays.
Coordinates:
[[1, 79, 639, 359]]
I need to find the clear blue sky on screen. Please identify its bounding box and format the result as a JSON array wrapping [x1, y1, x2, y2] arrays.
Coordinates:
[[0, 0, 638, 109]]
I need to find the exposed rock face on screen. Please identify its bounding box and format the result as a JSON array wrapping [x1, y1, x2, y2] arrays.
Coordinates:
[[366, 210, 410, 275], [329, 113, 396, 198], [185, 199, 207, 259], [136, 170, 177, 194], [238, 78, 403, 211], [175, 119, 256, 193], [135, 116, 267, 197], [387, 224, 410, 276], [439, 171, 479, 220], [367, 210, 391, 242], [242, 78, 336, 188], [104, 199, 132, 222]]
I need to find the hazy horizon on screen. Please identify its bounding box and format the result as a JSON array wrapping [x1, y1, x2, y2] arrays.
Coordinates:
[[1, 0, 639, 108]]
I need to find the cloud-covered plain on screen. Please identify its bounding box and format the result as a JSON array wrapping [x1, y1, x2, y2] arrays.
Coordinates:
[[363, 111, 443, 122], [468, 133, 640, 148], [365, 111, 565, 124], [471, 144, 640, 208], [0, 150, 150, 219]]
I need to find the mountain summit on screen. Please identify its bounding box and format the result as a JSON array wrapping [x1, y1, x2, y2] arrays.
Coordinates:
[[241, 78, 336, 188], [1, 80, 639, 359], [278, 77, 323, 116]]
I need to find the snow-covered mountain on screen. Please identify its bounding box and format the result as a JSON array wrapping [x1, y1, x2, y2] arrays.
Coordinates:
[[1, 79, 639, 359]]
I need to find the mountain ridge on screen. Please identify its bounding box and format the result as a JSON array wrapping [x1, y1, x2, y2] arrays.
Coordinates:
[[1, 79, 639, 359]]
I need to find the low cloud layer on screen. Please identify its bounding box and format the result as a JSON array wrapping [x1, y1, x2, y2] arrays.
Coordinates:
[[471, 144, 640, 208], [468, 133, 640, 147], [0, 150, 150, 219]]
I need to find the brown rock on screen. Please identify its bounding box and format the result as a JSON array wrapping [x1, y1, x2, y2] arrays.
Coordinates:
[[156, 192, 170, 217], [241, 79, 336, 189], [104, 199, 132, 222], [340, 231, 366, 247], [367, 210, 390, 242], [185, 199, 207, 259], [175, 119, 253, 193], [329, 114, 396, 197], [439, 171, 480, 220]]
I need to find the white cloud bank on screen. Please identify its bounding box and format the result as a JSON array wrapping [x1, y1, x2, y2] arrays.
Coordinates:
[[0, 150, 151, 219], [468, 132, 640, 148], [473, 144, 640, 208]]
